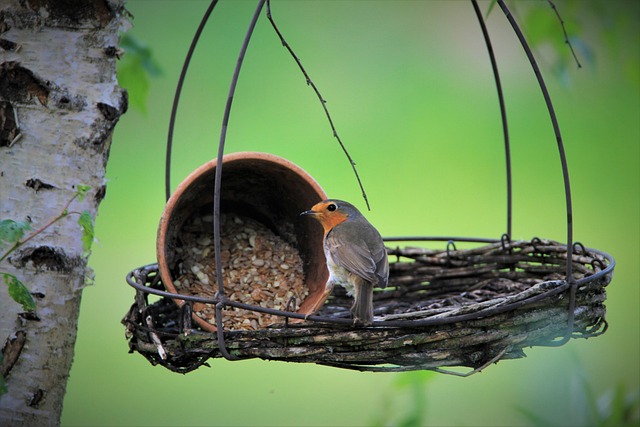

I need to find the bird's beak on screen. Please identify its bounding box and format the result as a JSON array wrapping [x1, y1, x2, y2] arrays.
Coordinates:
[[300, 209, 317, 217]]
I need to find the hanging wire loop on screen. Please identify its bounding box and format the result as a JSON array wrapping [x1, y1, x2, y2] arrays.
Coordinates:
[[470, 0, 512, 239], [165, 0, 220, 201], [496, 0, 576, 341], [135, 1, 616, 374], [211, 0, 267, 359]]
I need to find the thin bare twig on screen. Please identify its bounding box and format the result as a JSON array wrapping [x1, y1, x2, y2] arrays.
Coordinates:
[[429, 346, 510, 377], [546, 0, 582, 68], [265, 0, 370, 210]]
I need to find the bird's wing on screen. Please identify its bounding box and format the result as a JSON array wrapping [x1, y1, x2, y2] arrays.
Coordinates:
[[325, 222, 389, 288], [373, 242, 389, 289]]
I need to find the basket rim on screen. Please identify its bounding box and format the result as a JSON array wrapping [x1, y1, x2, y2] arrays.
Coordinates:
[[126, 237, 615, 329]]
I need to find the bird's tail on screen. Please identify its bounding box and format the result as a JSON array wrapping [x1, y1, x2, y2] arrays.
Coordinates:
[[351, 281, 374, 325]]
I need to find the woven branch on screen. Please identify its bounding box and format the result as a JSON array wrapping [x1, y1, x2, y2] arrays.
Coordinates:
[[122, 239, 611, 373]]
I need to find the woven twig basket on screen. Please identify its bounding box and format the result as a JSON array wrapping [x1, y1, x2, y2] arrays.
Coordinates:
[[123, 0, 616, 375], [123, 238, 612, 373]]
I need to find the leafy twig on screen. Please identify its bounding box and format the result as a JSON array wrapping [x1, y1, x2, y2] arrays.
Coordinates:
[[485, 0, 497, 19], [0, 185, 94, 311], [1, 196, 72, 263], [0, 186, 90, 263]]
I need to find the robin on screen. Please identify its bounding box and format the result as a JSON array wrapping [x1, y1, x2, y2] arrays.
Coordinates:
[[301, 199, 388, 324]]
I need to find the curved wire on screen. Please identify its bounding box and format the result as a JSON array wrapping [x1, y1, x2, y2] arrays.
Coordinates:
[[158, 1, 584, 360], [212, 0, 265, 297], [165, 0, 220, 201], [212, 0, 267, 359], [497, 0, 576, 342], [471, 0, 512, 238]]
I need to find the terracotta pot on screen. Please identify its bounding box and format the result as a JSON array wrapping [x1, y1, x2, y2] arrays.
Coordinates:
[[156, 152, 329, 331]]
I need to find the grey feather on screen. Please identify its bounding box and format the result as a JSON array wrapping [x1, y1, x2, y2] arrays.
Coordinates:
[[325, 220, 388, 288]]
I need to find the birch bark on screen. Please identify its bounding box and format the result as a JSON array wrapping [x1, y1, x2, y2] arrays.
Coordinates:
[[0, 1, 127, 425]]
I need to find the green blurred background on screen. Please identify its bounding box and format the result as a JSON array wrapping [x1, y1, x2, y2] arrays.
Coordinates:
[[61, 1, 639, 426]]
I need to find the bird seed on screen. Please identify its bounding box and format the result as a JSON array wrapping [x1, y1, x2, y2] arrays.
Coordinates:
[[172, 211, 308, 331]]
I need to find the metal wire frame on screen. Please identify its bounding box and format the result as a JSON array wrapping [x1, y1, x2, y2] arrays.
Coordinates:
[[470, 0, 512, 239], [165, 0, 219, 202], [147, 0, 610, 361]]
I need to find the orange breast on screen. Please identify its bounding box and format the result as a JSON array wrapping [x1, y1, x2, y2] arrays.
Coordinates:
[[318, 212, 348, 234]]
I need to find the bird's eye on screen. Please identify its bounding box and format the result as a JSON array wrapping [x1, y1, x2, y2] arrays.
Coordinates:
[[327, 203, 337, 212]]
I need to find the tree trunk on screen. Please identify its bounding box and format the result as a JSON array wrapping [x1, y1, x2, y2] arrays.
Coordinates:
[[0, 1, 127, 425]]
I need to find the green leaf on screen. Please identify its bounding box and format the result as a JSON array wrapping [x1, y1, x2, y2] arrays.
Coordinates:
[[576, 361, 602, 425], [120, 34, 161, 77], [393, 370, 433, 388], [398, 412, 423, 427], [606, 384, 627, 426], [485, 0, 497, 19], [118, 60, 150, 112], [75, 184, 92, 202], [3, 273, 36, 312], [391, 371, 431, 427], [117, 34, 161, 113], [597, 383, 640, 427], [78, 211, 95, 255], [0, 219, 31, 246]]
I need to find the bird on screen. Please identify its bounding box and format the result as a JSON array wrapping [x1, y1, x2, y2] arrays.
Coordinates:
[[301, 199, 388, 325]]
